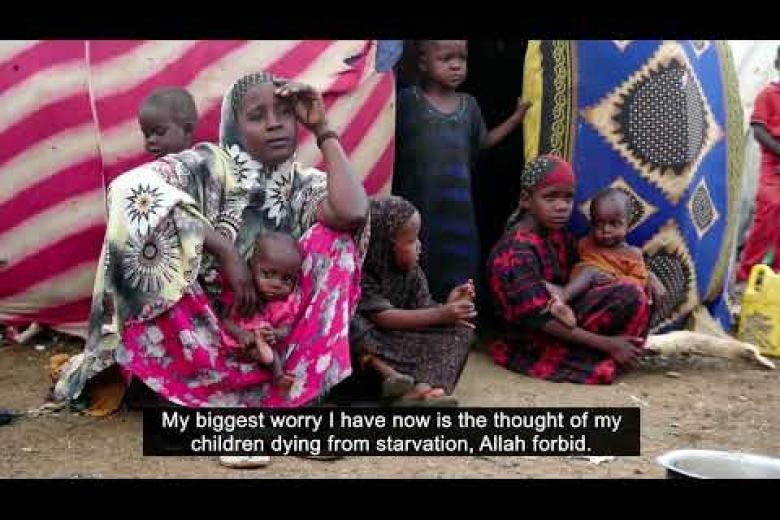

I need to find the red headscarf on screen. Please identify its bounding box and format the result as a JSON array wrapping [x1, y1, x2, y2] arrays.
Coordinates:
[[505, 154, 577, 230], [519, 154, 576, 193]]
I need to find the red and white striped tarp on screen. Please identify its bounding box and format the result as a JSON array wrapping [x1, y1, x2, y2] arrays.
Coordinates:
[[0, 40, 396, 338]]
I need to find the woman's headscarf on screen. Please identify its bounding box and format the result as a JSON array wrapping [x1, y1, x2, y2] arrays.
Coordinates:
[[506, 154, 576, 229], [220, 71, 280, 151], [519, 154, 576, 194]]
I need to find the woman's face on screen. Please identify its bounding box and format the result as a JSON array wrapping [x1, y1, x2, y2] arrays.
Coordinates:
[[237, 83, 298, 165], [524, 184, 575, 230], [393, 211, 422, 272]]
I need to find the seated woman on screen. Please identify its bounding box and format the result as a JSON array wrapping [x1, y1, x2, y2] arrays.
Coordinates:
[[350, 196, 475, 405], [54, 72, 369, 416], [486, 155, 651, 385]]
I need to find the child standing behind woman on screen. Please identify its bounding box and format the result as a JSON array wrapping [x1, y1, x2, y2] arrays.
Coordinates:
[[393, 40, 530, 302], [350, 196, 475, 405], [138, 87, 198, 158]]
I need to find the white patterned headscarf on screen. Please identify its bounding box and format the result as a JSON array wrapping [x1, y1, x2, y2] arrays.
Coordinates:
[[220, 71, 282, 151]]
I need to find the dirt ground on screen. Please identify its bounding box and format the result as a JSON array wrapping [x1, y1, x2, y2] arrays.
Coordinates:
[[1, 336, 779, 479]]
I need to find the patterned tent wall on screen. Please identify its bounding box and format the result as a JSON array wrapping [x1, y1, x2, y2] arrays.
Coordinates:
[[0, 40, 396, 338], [523, 40, 744, 332]]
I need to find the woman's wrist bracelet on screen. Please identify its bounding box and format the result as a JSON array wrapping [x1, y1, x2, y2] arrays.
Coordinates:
[[316, 130, 339, 148]]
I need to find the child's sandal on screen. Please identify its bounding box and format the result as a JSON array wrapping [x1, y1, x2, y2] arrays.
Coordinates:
[[381, 373, 415, 399]]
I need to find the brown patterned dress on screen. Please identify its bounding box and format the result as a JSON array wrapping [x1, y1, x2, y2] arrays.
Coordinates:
[[349, 197, 474, 394]]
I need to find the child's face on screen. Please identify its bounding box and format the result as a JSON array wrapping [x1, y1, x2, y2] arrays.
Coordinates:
[[419, 40, 468, 90], [237, 83, 297, 166], [251, 251, 301, 301], [393, 211, 422, 272], [139, 105, 192, 158], [590, 198, 629, 247], [524, 185, 575, 231]]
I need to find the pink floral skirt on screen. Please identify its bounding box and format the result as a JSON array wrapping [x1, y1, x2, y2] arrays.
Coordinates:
[[118, 224, 362, 407]]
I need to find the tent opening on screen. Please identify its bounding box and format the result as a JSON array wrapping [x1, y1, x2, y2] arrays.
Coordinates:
[[462, 40, 528, 270]]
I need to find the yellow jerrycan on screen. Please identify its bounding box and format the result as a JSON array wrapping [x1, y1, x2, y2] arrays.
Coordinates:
[[738, 265, 780, 357]]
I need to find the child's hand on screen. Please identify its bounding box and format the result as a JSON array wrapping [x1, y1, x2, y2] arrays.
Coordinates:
[[447, 279, 476, 304], [254, 325, 276, 346], [274, 80, 329, 135], [513, 99, 531, 122], [236, 330, 256, 350], [592, 272, 615, 286], [440, 300, 477, 328]]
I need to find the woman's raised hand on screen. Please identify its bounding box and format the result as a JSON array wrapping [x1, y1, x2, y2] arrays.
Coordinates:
[[274, 80, 329, 135]]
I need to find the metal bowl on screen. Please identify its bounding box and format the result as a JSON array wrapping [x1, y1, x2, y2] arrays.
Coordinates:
[[657, 449, 780, 479]]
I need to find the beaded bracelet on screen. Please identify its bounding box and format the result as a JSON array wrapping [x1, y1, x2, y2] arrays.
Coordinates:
[[316, 130, 339, 148]]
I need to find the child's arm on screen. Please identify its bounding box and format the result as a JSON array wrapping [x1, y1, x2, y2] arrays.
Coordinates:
[[560, 268, 604, 303], [370, 300, 476, 331], [540, 320, 643, 366], [481, 99, 531, 150]]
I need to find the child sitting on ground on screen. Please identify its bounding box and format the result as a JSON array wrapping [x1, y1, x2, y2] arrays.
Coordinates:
[[549, 188, 666, 328], [350, 196, 476, 405], [222, 232, 302, 391], [138, 87, 198, 158]]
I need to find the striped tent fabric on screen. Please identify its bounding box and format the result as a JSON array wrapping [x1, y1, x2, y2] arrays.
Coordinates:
[[0, 40, 396, 338]]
